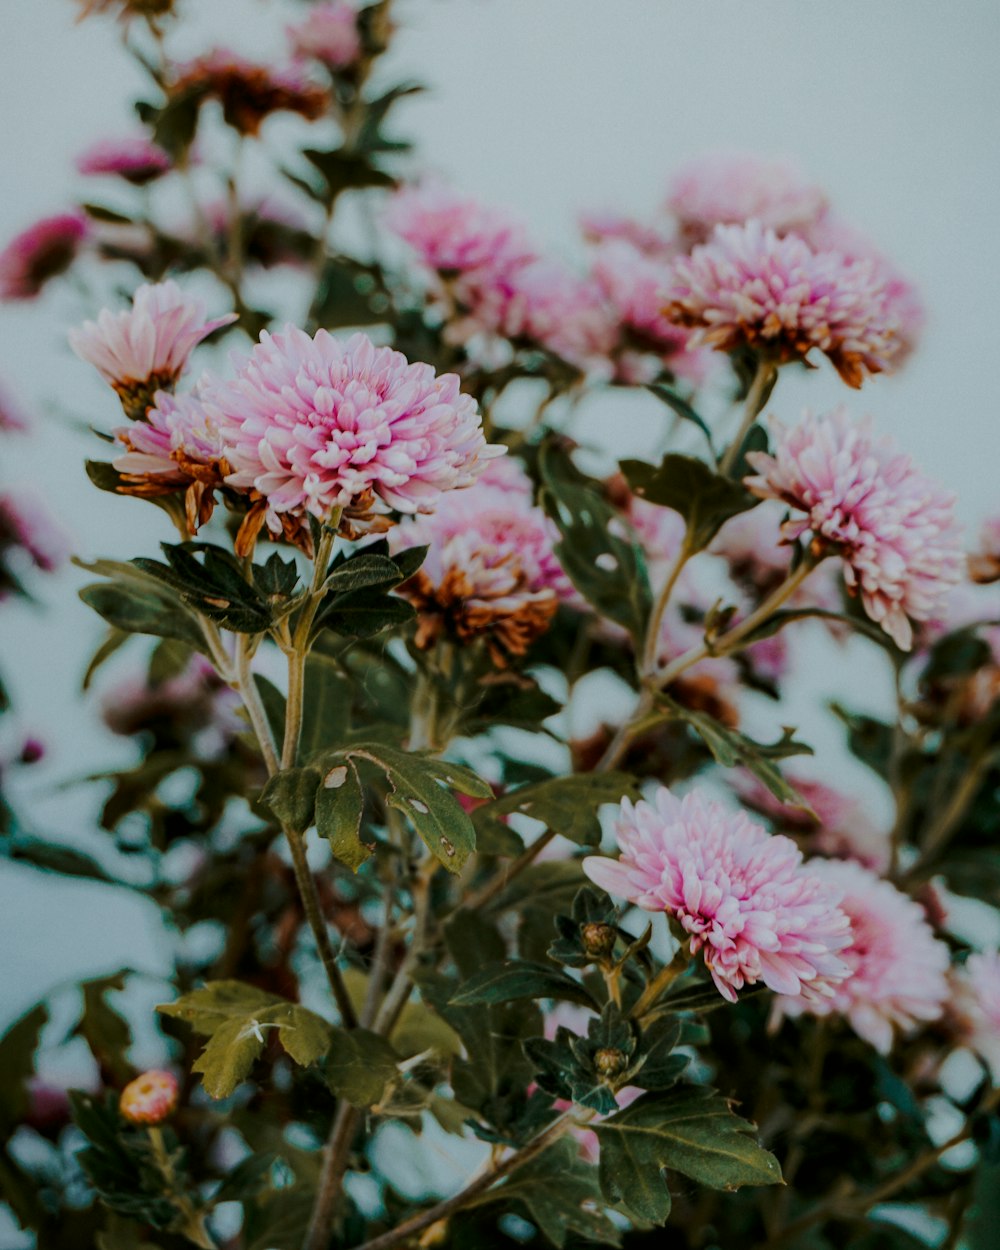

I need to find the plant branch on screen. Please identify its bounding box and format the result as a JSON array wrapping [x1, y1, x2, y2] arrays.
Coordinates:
[[303, 1101, 362, 1250], [641, 536, 693, 678], [719, 357, 776, 477]]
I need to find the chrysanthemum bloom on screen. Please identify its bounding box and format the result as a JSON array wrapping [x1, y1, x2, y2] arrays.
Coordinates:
[[666, 152, 828, 245], [70, 281, 237, 420], [952, 951, 1000, 1082], [0, 212, 89, 301], [590, 240, 708, 384], [969, 514, 1000, 585], [169, 49, 329, 137], [76, 135, 172, 185], [287, 1, 362, 70], [0, 381, 30, 433], [778, 859, 950, 1053], [119, 1070, 179, 1126], [579, 209, 675, 258], [745, 408, 963, 650], [500, 260, 617, 372], [0, 494, 67, 599], [390, 459, 571, 664], [664, 221, 900, 387], [583, 787, 852, 1003], [102, 655, 241, 750], [215, 328, 502, 550]]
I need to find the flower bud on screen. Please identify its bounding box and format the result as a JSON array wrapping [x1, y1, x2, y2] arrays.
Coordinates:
[[119, 1070, 179, 1125], [594, 1047, 627, 1079], [580, 921, 616, 960]]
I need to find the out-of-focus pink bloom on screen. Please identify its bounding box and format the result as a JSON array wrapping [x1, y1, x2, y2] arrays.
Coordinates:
[[76, 135, 172, 185], [746, 408, 963, 650], [778, 859, 950, 1053], [0, 380, 30, 433], [0, 494, 68, 599], [590, 239, 709, 384], [216, 328, 502, 543], [579, 208, 675, 258], [666, 152, 828, 244], [119, 1070, 179, 1125], [169, 48, 329, 137], [70, 281, 237, 418], [665, 221, 901, 387], [970, 514, 1000, 585], [953, 951, 1000, 1082], [583, 787, 852, 1003], [102, 655, 241, 749], [500, 259, 617, 371], [287, 1, 362, 70], [0, 212, 90, 301], [390, 458, 570, 663]]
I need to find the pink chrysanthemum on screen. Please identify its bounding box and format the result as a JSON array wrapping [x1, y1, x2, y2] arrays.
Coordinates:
[[579, 209, 675, 258], [76, 135, 172, 185], [500, 260, 617, 371], [778, 859, 950, 1053], [0, 211, 90, 301], [666, 152, 828, 244], [216, 328, 501, 539], [390, 458, 570, 663], [590, 240, 708, 384], [169, 48, 329, 137], [745, 408, 963, 650], [953, 951, 1000, 1082], [583, 787, 852, 1003], [287, 1, 362, 69], [119, 1070, 179, 1125], [70, 281, 237, 418], [665, 221, 900, 387]]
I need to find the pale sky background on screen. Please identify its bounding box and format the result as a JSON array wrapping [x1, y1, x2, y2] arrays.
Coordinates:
[[1, 0, 999, 1041]]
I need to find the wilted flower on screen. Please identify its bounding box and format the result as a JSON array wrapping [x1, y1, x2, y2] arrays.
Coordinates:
[[69, 280, 237, 419], [214, 328, 502, 549], [119, 1070, 179, 1125], [745, 408, 963, 650], [664, 221, 900, 387], [953, 951, 1000, 1082], [76, 135, 172, 185], [0, 211, 89, 301], [666, 152, 828, 244], [778, 859, 950, 1053], [583, 787, 852, 1003], [0, 494, 67, 599], [169, 49, 329, 137], [969, 514, 1000, 585], [391, 459, 570, 663], [580, 209, 675, 258], [287, 1, 362, 70]]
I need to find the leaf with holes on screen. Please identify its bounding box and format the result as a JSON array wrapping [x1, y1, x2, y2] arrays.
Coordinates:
[[315, 759, 372, 871]]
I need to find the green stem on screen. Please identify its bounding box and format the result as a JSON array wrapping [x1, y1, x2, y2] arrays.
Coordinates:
[[641, 536, 693, 678], [719, 358, 776, 477], [628, 945, 690, 1022], [235, 633, 280, 776], [148, 1127, 215, 1249], [302, 1101, 361, 1250]]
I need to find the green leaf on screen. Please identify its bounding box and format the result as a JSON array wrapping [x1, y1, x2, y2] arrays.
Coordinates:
[[259, 767, 322, 834], [829, 703, 896, 781], [620, 453, 757, 552], [594, 1087, 781, 1223], [78, 560, 205, 647], [646, 384, 715, 455], [75, 972, 132, 1085], [323, 1027, 400, 1107], [539, 440, 652, 643], [312, 256, 391, 329], [299, 654, 352, 762], [133, 542, 272, 633], [450, 961, 597, 1009], [315, 550, 417, 638], [157, 981, 334, 1099], [252, 552, 299, 601], [485, 773, 639, 849], [0, 1004, 47, 1139], [300, 148, 396, 203], [315, 760, 372, 871]]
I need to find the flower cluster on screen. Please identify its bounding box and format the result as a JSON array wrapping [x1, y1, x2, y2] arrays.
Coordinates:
[[584, 787, 852, 1003], [745, 408, 963, 649]]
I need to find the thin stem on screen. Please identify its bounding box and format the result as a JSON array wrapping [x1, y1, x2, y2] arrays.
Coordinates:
[[719, 358, 776, 477], [234, 634, 280, 776], [905, 749, 997, 881], [628, 946, 690, 1022], [303, 1102, 362, 1250], [283, 526, 338, 770], [148, 1127, 214, 1249], [641, 537, 693, 678]]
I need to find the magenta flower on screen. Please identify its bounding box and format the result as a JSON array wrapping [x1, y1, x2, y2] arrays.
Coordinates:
[[666, 152, 828, 244], [953, 951, 1000, 1082], [0, 212, 89, 301], [665, 221, 901, 387], [76, 135, 172, 185], [0, 494, 68, 599], [778, 859, 950, 1053], [216, 328, 501, 539], [745, 408, 963, 650], [583, 787, 852, 1003], [390, 458, 570, 663], [287, 1, 362, 70], [69, 281, 237, 419]]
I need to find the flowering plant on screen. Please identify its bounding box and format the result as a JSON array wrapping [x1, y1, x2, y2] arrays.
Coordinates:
[[2, 6, 999, 1250]]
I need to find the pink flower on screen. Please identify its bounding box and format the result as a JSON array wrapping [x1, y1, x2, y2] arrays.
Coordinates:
[[579, 209, 675, 258], [666, 152, 828, 244], [76, 135, 172, 185], [0, 493, 68, 598], [583, 787, 852, 1003], [390, 458, 570, 663], [119, 1070, 179, 1125], [287, 1, 362, 70], [169, 48, 329, 137], [500, 260, 617, 370], [0, 212, 89, 301], [778, 859, 950, 1053], [745, 408, 963, 650], [664, 221, 901, 387], [0, 380, 30, 433], [70, 281, 237, 418], [216, 328, 501, 537], [953, 951, 1000, 1081], [102, 655, 240, 749]]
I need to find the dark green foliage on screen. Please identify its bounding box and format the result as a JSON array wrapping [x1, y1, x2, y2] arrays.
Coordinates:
[[620, 453, 757, 551]]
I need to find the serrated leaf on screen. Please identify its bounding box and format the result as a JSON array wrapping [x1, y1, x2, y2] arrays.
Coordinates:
[[450, 961, 597, 1009], [486, 773, 639, 848], [301, 148, 396, 202], [323, 1028, 400, 1107], [252, 552, 299, 600], [620, 453, 757, 552], [79, 580, 204, 647], [594, 1087, 782, 1223], [133, 542, 272, 633], [315, 760, 371, 871]]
